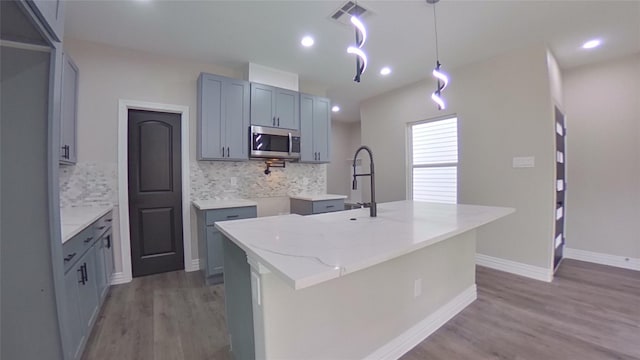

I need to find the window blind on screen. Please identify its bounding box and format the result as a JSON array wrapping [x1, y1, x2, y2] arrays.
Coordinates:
[[411, 117, 458, 204]]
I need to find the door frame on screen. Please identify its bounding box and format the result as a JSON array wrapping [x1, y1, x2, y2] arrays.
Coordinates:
[[116, 99, 195, 283]]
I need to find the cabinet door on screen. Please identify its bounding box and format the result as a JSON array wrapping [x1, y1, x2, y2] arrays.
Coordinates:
[[77, 249, 99, 332], [60, 53, 78, 164], [198, 74, 224, 160], [94, 237, 108, 300], [299, 94, 315, 162], [63, 265, 84, 360], [275, 88, 299, 130], [27, 0, 64, 42], [313, 97, 331, 163], [206, 227, 224, 276], [250, 83, 276, 127], [224, 79, 250, 160]]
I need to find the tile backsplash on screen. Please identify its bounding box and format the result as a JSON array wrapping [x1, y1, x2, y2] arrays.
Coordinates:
[[59, 162, 118, 207], [59, 160, 326, 207], [191, 160, 326, 200]]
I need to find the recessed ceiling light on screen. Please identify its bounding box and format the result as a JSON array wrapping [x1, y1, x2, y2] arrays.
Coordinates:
[[301, 36, 315, 47], [380, 67, 391, 76], [582, 39, 601, 49], [332, 106, 340, 112]]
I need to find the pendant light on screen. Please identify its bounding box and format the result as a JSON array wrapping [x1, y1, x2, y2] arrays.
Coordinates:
[[347, 2, 368, 83], [427, 0, 449, 110]]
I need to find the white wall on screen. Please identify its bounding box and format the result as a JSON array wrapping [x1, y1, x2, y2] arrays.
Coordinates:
[[360, 44, 556, 270], [327, 121, 361, 196], [564, 53, 640, 260]]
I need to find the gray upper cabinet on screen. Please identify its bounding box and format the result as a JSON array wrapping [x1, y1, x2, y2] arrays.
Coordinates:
[[60, 52, 78, 164], [300, 94, 331, 163], [198, 73, 250, 161], [250, 83, 299, 130], [27, 0, 65, 42]]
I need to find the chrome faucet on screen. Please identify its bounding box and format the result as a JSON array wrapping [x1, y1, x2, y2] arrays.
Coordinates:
[[352, 145, 377, 217]]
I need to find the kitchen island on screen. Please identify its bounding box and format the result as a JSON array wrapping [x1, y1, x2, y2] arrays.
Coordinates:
[[216, 200, 513, 360]]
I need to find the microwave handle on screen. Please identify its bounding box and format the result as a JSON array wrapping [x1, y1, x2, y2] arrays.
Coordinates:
[[288, 132, 292, 155]]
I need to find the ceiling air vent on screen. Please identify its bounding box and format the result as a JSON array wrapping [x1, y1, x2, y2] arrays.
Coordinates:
[[330, 1, 371, 26]]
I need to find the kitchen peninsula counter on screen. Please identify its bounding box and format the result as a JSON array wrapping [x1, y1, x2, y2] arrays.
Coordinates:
[[216, 200, 513, 360]]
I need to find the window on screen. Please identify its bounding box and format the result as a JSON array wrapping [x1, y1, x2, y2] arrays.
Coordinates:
[[410, 117, 458, 204]]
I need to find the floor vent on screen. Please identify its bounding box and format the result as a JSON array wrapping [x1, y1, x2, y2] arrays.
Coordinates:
[[330, 1, 372, 26]]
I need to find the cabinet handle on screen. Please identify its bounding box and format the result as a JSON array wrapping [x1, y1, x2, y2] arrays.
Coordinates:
[[226, 214, 240, 219], [84, 236, 94, 244], [222, 146, 225, 157], [273, 116, 276, 126], [105, 219, 113, 223], [78, 267, 85, 285], [61, 145, 70, 159], [326, 205, 335, 209], [106, 235, 111, 249], [83, 263, 88, 282], [227, 147, 230, 157], [64, 252, 77, 262], [97, 225, 106, 230], [277, 117, 280, 126]]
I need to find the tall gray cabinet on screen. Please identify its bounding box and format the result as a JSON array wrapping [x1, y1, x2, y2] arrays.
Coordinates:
[[1, 1, 66, 359], [250, 83, 300, 130], [27, 0, 65, 41], [198, 73, 250, 160], [60, 52, 78, 164], [300, 94, 331, 163]]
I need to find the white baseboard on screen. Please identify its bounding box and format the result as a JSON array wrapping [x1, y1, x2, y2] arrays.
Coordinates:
[[186, 259, 200, 272], [365, 285, 477, 360], [110, 272, 131, 285], [564, 248, 640, 271], [476, 253, 553, 282]]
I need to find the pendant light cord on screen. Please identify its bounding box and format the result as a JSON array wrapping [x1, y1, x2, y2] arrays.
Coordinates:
[[432, 3, 440, 62]]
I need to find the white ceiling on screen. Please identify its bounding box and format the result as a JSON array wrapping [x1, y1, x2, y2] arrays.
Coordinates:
[[64, 0, 640, 122]]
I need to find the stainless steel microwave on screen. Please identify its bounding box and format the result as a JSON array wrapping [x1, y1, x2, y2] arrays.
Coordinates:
[[250, 125, 301, 160]]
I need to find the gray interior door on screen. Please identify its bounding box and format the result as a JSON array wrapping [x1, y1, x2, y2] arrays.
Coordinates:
[[554, 106, 566, 270], [128, 109, 184, 277]]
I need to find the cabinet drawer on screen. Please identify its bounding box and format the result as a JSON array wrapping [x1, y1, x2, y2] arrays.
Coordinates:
[[205, 206, 257, 226], [93, 212, 113, 238], [63, 227, 95, 272], [312, 199, 344, 214]]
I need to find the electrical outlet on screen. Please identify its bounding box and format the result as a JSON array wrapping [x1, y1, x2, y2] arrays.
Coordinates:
[[230, 177, 237, 186], [414, 279, 422, 298]]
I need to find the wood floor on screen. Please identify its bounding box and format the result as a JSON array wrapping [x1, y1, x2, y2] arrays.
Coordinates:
[[83, 260, 640, 359], [82, 271, 230, 360]]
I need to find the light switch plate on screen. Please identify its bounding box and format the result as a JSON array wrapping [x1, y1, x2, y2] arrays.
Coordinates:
[[513, 156, 535, 168]]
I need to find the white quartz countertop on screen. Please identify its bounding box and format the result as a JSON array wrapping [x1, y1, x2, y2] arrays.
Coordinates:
[[192, 199, 258, 210], [216, 200, 514, 290], [60, 206, 112, 244], [289, 194, 348, 202]]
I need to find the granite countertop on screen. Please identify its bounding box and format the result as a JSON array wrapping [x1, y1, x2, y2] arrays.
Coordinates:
[[289, 194, 348, 202], [60, 206, 113, 244], [192, 199, 258, 210], [216, 200, 514, 290]]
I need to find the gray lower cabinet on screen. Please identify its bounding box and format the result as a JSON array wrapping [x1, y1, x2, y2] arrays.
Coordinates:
[[60, 52, 78, 164], [62, 211, 113, 360], [290, 198, 345, 215], [300, 94, 331, 163], [198, 206, 257, 284], [27, 0, 65, 42], [197, 73, 250, 161], [250, 83, 299, 130]]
